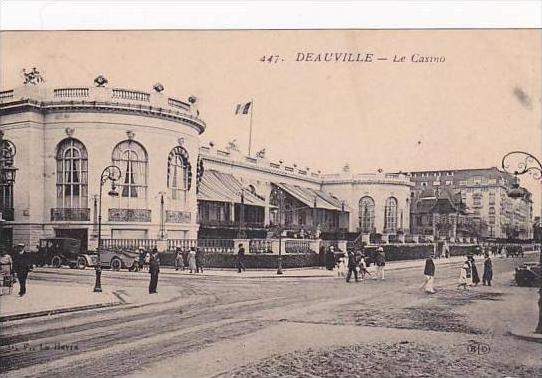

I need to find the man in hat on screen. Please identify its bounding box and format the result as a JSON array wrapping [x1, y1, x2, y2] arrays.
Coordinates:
[[148, 248, 160, 294], [237, 243, 246, 273], [375, 247, 386, 280], [345, 249, 359, 283], [13, 244, 31, 296], [422, 253, 436, 293]]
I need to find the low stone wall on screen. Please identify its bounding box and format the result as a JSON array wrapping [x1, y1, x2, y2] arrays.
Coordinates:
[[158, 243, 538, 269], [159, 252, 320, 269]]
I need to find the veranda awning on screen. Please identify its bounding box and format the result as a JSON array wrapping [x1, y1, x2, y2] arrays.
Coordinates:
[[272, 183, 348, 211], [197, 170, 267, 206]]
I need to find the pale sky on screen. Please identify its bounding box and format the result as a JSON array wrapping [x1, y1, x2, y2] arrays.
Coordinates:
[[1, 30, 541, 210]]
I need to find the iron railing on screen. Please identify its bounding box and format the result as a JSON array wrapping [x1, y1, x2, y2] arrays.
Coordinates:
[[101, 238, 157, 250], [167, 238, 235, 253], [249, 239, 273, 254], [285, 240, 312, 253], [50, 208, 90, 221]]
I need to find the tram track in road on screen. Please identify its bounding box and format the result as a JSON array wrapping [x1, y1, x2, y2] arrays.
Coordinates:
[[2, 255, 536, 377]]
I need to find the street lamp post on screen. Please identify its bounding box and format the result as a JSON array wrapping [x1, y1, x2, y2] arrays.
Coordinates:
[[158, 191, 166, 240], [0, 130, 17, 249], [271, 187, 285, 275], [95, 165, 121, 293], [501, 151, 542, 334]]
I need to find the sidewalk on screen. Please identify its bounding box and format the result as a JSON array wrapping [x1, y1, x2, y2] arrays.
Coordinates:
[[0, 282, 121, 322], [157, 254, 468, 279]]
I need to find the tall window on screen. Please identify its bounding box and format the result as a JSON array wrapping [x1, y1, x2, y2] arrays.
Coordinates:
[[473, 193, 482, 207], [112, 140, 148, 207], [384, 197, 398, 232], [489, 192, 495, 205], [359, 196, 375, 233], [167, 146, 191, 200], [56, 138, 88, 208]]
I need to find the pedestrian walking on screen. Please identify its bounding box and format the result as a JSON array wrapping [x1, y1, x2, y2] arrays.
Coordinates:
[[458, 257, 472, 290], [345, 250, 359, 283], [444, 241, 450, 258], [144, 251, 151, 271], [195, 248, 204, 273], [374, 247, 386, 280], [175, 247, 184, 271], [182, 249, 189, 270], [0, 250, 14, 295], [13, 244, 31, 297], [236, 243, 246, 273], [148, 249, 160, 294], [469, 255, 480, 286], [326, 246, 336, 271], [422, 254, 436, 293], [336, 254, 347, 277], [482, 253, 493, 286], [188, 247, 197, 273], [358, 254, 371, 280]]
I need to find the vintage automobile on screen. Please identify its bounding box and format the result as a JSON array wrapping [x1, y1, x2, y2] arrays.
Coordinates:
[[515, 262, 541, 287], [37, 238, 97, 269], [99, 248, 141, 271]]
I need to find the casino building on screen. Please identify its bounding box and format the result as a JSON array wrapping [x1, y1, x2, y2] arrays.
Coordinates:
[[0, 75, 531, 251]]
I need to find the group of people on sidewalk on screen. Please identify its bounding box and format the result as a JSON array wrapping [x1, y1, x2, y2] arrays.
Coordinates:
[[174, 247, 204, 274], [421, 250, 494, 294], [338, 246, 386, 283], [458, 252, 493, 289]]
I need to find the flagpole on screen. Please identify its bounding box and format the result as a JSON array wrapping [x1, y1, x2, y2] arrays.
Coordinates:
[[248, 99, 254, 157]]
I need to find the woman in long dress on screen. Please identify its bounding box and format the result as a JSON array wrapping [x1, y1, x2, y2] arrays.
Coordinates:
[[458, 258, 471, 290], [469, 256, 480, 286], [188, 248, 197, 273]]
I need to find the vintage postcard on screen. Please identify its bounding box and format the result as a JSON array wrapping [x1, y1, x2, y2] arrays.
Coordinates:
[[0, 17, 541, 378]]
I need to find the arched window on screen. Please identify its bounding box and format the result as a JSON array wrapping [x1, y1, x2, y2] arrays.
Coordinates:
[[56, 138, 88, 208], [167, 146, 191, 200], [384, 197, 398, 232], [358, 196, 375, 233], [112, 140, 148, 207]]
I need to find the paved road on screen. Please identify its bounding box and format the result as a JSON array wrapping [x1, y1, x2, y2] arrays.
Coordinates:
[[0, 254, 539, 377]]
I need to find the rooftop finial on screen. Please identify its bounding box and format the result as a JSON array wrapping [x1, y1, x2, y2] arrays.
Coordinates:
[[153, 83, 164, 93], [94, 75, 108, 87], [21, 67, 45, 85]]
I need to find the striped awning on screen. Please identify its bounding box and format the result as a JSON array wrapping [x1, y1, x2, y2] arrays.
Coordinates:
[[197, 170, 266, 206], [273, 183, 348, 211]]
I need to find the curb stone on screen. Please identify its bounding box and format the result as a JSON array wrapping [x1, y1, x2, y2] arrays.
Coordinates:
[[0, 300, 123, 322]]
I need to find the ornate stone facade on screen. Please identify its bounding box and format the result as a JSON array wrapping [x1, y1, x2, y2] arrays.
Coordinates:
[[0, 77, 205, 248]]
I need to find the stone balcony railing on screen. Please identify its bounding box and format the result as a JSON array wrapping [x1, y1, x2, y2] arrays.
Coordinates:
[[50, 208, 90, 221], [200, 145, 323, 181], [0, 83, 206, 134], [321, 172, 413, 186]]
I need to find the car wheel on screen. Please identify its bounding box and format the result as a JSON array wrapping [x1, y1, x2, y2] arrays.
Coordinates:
[[111, 257, 122, 271], [77, 256, 87, 270], [51, 255, 62, 268]]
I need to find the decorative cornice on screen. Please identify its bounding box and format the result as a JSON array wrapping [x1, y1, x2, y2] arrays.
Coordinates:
[[201, 153, 322, 184], [0, 99, 206, 134]]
